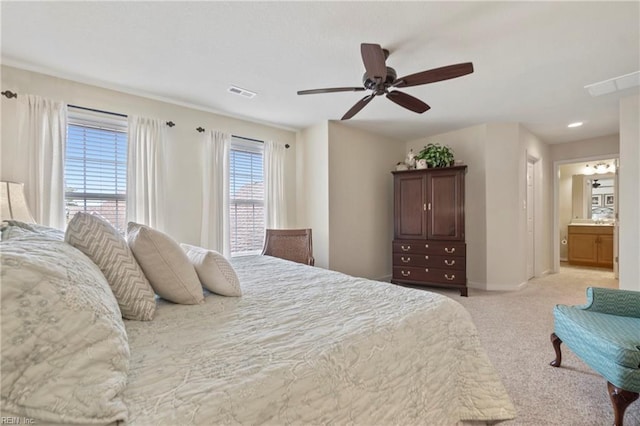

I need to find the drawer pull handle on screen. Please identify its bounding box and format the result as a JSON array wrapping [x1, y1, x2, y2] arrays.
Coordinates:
[[445, 274, 455, 281], [401, 270, 411, 277], [424, 255, 429, 260], [425, 244, 429, 249], [401, 245, 411, 252], [444, 259, 456, 266], [425, 268, 429, 273], [401, 256, 411, 263], [444, 247, 456, 254]]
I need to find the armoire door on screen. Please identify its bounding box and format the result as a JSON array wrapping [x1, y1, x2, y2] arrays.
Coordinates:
[[427, 168, 465, 240], [394, 173, 427, 239]]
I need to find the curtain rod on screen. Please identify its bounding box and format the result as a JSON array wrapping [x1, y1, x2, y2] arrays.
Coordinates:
[[68, 104, 128, 118], [195, 127, 290, 149], [2, 90, 175, 127]]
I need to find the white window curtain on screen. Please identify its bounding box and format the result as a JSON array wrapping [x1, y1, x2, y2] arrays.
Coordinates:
[[17, 94, 67, 229], [201, 130, 230, 255], [263, 140, 287, 229], [126, 116, 167, 231]]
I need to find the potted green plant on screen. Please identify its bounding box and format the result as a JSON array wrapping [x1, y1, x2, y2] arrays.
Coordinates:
[[416, 143, 455, 168]]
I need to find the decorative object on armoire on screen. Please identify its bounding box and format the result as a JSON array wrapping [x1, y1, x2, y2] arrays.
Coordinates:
[[416, 143, 455, 168], [405, 149, 416, 169], [395, 162, 409, 171], [0, 181, 36, 223], [416, 159, 428, 169], [391, 165, 467, 296]]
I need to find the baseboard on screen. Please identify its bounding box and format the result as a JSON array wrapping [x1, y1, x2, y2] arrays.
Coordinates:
[[467, 280, 485, 290], [377, 274, 392, 283], [483, 280, 529, 291], [560, 257, 568, 262], [456, 279, 536, 291]]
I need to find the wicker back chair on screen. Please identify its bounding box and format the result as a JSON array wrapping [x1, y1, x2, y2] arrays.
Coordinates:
[[261, 229, 314, 266]]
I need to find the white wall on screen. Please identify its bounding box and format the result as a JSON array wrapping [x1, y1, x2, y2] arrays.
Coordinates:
[[550, 134, 619, 162], [1, 65, 297, 245], [295, 121, 403, 279], [327, 121, 404, 280], [295, 122, 329, 268], [618, 94, 640, 292], [485, 124, 523, 288]]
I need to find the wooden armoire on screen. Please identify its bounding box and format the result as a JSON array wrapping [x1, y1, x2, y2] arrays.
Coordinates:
[[391, 165, 468, 296]]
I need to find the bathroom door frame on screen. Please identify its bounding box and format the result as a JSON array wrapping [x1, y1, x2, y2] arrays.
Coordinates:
[[552, 154, 620, 273]]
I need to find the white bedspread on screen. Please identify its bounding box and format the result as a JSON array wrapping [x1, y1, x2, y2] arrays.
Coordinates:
[[123, 255, 515, 425]]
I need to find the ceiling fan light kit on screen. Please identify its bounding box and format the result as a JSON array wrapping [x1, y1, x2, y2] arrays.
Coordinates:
[[297, 43, 474, 120]]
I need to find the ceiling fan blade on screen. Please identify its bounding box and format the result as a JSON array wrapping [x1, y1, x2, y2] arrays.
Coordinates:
[[341, 94, 376, 120], [361, 43, 387, 81], [386, 91, 430, 114], [297, 87, 366, 95], [394, 62, 474, 88]]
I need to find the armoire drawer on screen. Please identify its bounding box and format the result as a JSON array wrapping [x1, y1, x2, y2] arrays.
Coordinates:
[[393, 240, 466, 256], [393, 253, 466, 270], [392, 266, 466, 285]]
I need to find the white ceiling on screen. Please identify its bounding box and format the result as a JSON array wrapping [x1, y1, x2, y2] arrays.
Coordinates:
[[2, 2, 638, 144]]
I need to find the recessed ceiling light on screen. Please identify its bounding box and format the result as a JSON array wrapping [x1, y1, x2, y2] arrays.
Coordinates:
[[568, 122, 583, 128]]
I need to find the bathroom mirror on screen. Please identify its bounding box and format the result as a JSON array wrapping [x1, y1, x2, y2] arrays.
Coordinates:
[[571, 174, 615, 220]]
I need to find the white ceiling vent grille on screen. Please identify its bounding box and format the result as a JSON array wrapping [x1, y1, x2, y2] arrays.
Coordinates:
[[227, 85, 256, 99], [584, 71, 640, 97]]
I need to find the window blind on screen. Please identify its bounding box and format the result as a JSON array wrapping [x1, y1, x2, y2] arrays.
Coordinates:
[[65, 107, 128, 231], [229, 138, 264, 256]]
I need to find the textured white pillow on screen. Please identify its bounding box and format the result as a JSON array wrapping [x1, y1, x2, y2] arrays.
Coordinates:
[[1, 234, 129, 424], [180, 243, 242, 297], [127, 222, 204, 304], [65, 212, 156, 321]]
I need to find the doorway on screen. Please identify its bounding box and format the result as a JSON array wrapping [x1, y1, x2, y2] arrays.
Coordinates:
[[526, 157, 535, 280], [553, 156, 619, 279]]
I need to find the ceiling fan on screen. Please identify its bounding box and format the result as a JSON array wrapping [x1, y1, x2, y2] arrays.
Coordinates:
[[297, 43, 474, 120]]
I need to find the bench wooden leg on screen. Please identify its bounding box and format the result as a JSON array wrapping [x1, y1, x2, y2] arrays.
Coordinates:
[[549, 332, 562, 367], [608, 382, 639, 426]]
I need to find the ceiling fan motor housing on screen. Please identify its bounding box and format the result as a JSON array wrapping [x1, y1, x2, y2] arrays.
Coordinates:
[[363, 67, 397, 93]]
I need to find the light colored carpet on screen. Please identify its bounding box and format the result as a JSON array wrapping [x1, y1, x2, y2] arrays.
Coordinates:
[[432, 264, 639, 426]]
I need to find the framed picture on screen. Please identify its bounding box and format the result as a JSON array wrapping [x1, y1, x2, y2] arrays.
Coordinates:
[[591, 195, 602, 207], [605, 194, 614, 207]]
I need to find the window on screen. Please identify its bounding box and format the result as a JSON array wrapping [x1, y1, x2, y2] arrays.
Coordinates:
[[229, 137, 264, 256], [64, 107, 128, 232]]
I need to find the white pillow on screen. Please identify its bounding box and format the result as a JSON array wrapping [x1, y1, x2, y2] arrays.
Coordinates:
[[180, 243, 242, 297], [65, 212, 156, 321], [1, 234, 129, 424], [127, 222, 204, 305]]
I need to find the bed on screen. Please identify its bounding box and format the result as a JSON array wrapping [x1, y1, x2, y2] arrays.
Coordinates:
[[1, 222, 516, 425]]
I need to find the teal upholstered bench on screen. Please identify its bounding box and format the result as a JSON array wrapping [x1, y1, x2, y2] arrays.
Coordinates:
[[550, 287, 640, 426]]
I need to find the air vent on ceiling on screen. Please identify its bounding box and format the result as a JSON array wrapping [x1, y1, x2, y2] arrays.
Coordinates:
[[584, 71, 640, 97], [227, 85, 256, 99]]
